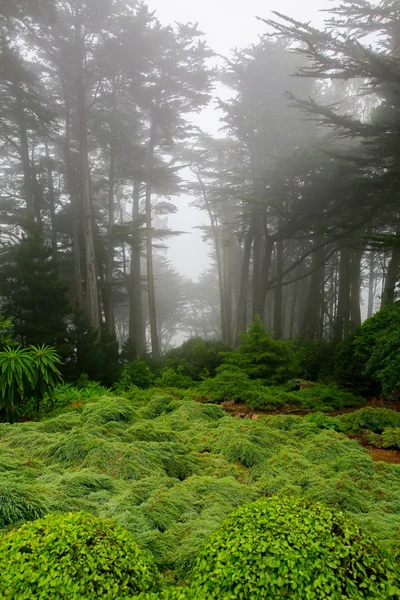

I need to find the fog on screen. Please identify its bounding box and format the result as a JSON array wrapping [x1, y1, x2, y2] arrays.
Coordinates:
[[147, 0, 331, 279]]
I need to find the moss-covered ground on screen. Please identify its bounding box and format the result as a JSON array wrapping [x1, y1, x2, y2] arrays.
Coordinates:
[[1, 390, 400, 583]]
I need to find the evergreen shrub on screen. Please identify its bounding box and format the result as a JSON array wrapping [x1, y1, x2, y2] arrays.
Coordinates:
[[0, 512, 161, 599], [191, 496, 400, 599]]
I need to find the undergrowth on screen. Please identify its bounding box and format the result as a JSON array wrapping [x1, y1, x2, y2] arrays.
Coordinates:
[[1, 389, 400, 587]]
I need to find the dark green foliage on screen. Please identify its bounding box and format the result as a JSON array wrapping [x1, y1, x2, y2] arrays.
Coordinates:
[[164, 338, 230, 380], [221, 316, 297, 383], [0, 228, 70, 351], [192, 496, 400, 599], [66, 317, 121, 387], [0, 512, 161, 599], [116, 359, 153, 391], [336, 303, 400, 398], [294, 337, 333, 380], [0, 316, 13, 348]]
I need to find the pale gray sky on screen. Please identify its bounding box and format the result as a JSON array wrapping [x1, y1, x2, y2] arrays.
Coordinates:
[[147, 0, 331, 279]]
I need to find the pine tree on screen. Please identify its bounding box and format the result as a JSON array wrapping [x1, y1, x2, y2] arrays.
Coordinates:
[[0, 227, 70, 350]]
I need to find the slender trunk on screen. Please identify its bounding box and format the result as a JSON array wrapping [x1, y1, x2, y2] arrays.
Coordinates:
[[289, 282, 298, 340], [63, 87, 84, 310], [236, 226, 254, 344], [349, 247, 362, 329], [253, 236, 275, 320], [15, 86, 35, 219], [382, 243, 400, 307], [105, 87, 117, 337], [301, 238, 326, 339], [197, 172, 229, 344], [273, 238, 284, 338], [145, 119, 160, 359], [75, 3, 99, 330], [129, 181, 144, 358], [367, 251, 375, 318], [45, 140, 57, 257], [334, 247, 351, 340]]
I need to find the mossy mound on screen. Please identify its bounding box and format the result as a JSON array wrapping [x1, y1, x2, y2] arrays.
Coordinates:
[[192, 496, 400, 599]]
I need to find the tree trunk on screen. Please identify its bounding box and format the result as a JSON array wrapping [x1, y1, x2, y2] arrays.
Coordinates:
[[236, 225, 254, 344], [289, 282, 299, 340], [145, 119, 160, 359], [63, 86, 84, 310], [382, 244, 400, 306], [273, 238, 284, 338], [301, 239, 326, 339], [75, 2, 100, 330], [367, 250, 376, 318], [45, 140, 57, 257], [129, 180, 144, 358], [253, 235, 275, 320], [349, 246, 362, 329], [105, 86, 117, 338], [334, 247, 351, 340]]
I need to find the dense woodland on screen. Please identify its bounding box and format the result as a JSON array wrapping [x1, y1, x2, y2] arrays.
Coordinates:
[[1, 1, 400, 599]]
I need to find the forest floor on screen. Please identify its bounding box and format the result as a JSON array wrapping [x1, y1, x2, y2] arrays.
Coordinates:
[[221, 400, 400, 464]]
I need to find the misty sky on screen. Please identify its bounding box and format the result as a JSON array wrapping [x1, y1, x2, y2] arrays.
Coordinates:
[[147, 0, 331, 280]]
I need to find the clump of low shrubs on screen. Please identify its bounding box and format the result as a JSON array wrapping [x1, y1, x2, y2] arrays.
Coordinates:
[[155, 367, 194, 389], [191, 496, 400, 599], [335, 302, 400, 399], [164, 337, 230, 380], [0, 512, 160, 599], [221, 316, 297, 383], [115, 358, 153, 392]]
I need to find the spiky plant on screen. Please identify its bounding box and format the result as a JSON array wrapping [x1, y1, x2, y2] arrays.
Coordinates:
[[0, 346, 34, 422], [30, 345, 62, 415]]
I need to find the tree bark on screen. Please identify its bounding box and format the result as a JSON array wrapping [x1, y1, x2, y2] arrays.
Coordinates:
[[273, 238, 284, 338], [236, 225, 254, 344], [105, 86, 117, 338], [367, 250, 375, 319], [44, 140, 57, 257], [128, 180, 144, 357], [334, 247, 351, 340], [349, 246, 362, 329], [145, 119, 160, 359], [301, 238, 326, 339], [63, 85, 84, 310], [382, 244, 400, 307], [75, 2, 100, 330]]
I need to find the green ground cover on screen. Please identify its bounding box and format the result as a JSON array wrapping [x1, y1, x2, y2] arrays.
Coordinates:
[[1, 388, 400, 591]]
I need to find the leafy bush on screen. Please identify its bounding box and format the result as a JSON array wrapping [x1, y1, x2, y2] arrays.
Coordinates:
[[335, 302, 400, 398], [191, 496, 400, 599], [155, 367, 194, 389], [221, 316, 297, 384], [193, 365, 264, 404], [133, 589, 205, 599], [339, 407, 400, 434], [164, 338, 230, 380], [0, 512, 161, 599], [294, 383, 363, 412], [116, 358, 153, 391]]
